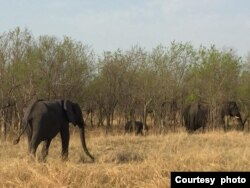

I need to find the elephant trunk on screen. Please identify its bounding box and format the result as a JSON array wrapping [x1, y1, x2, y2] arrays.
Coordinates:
[[235, 113, 244, 130], [79, 126, 94, 161], [240, 114, 249, 130]]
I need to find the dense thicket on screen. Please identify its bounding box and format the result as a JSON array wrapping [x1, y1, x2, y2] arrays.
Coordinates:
[[0, 28, 249, 136]]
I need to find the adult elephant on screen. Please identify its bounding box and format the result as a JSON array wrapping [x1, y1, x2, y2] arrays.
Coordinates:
[[220, 101, 246, 131], [183, 102, 208, 133], [13, 99, 94, 162], [124, 120, 148, 135]]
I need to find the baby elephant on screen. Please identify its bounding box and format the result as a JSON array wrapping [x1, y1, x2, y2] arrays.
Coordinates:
[[124, 121, 148, 135]]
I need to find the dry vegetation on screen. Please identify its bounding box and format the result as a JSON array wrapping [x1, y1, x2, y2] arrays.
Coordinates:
[[0, 129, 250, 188]]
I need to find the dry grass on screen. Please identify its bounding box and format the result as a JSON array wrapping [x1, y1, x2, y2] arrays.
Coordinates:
[[0, 129, 250, 188]]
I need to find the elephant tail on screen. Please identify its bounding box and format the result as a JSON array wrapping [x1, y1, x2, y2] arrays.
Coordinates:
[[13, 99, 43, 145], [13, 119, 29, 145], [13, 138, 20, 145]]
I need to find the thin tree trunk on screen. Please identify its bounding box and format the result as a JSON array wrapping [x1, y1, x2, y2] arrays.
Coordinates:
[[143, 98, 152, 133]]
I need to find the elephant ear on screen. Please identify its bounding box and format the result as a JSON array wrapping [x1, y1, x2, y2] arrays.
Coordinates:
[[64, 100, 77, 125]]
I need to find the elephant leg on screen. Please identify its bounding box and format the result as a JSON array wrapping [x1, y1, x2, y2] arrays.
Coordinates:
[[60, 127, 70, 161], [135, 126, 142, 135], [189, 116, 194, 132], [224, 116, 229, 131], [138, 129, 143, 136], [30, 137, 41, 158], [139, 129, 143, 136], [129, 125, 132, 133], [27, 134, 32, 153], [26, 123, 32, 152], [135, 129, 139, 135], [41, 139, 51, 161]]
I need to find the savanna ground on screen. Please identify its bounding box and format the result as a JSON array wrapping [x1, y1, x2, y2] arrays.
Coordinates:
[[0, 128, 250, 188]]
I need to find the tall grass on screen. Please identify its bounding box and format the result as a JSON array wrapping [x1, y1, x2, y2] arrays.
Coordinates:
[[0, 130, 250, 187]]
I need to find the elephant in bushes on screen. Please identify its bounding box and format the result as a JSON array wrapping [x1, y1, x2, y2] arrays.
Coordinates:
[[220, 101, 246, 131], [183, 102, 208, 133], [13, 99, 94, 161], [124, 121, 148, 135]]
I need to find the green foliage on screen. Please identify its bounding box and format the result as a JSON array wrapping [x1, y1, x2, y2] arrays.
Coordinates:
[[0, 27, 249, 131], [184, 46, 242, 105]]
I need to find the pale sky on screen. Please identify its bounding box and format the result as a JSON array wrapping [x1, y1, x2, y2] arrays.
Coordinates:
[[1, 0, 250, 57]]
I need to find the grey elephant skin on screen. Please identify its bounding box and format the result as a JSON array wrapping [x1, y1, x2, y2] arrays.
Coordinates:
[[124, 121, 148, 135], [13, 99, 94, 161], [220, 101, 245, 131], [183, 102, 208, 133]]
